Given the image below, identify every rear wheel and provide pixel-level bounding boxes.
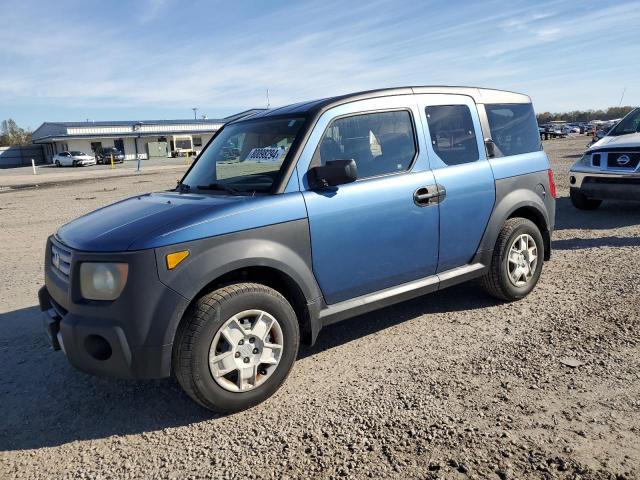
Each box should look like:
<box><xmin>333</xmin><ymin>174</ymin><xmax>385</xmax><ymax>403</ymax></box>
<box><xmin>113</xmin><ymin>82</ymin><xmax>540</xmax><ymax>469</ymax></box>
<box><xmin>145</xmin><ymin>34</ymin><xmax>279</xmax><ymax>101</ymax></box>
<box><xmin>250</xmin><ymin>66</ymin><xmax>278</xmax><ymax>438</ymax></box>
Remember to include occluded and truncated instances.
<box><xmin>481</xmin><ymin>217</ymin><xmax>544</xmax><ymax>301</ymax></box>
<box><xmin>173</xmin><ymin>283</ymin><xmax>299</xmax><ymax>412</ymax></box>
<box><xmin>570</xmin><ymin>187</ymin><xmax>602</xmax><ymax>210</ymax></box>
<box><xmin>55</xmin><ymin>160</ymin><xmax>60</xmax><ymax>167</ymax></box>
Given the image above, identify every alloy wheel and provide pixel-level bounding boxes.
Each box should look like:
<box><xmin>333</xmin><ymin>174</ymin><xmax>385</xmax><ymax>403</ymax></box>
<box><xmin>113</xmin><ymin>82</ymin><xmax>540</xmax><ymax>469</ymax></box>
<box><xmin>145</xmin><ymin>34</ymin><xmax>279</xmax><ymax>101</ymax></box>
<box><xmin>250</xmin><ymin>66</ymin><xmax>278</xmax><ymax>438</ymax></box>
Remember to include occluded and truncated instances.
<box><xmin>507</xmin><ymin>234</ymin><xmax>538</xmax><ymax>287</ymax></box>
<box><xmin>208</xmin><ymin>309</ymin><xmax>284</xmax><ymax>393</ymax></box>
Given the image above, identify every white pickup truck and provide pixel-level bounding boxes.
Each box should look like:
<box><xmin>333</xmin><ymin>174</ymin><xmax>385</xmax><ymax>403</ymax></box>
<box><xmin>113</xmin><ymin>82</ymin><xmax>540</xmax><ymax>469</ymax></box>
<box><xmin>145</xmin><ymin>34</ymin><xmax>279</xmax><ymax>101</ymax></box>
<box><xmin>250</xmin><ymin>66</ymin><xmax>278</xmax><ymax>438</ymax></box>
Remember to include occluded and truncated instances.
<box><xmin>569</xmin><ymin>107</ymin><xmax>640</xmax><ymax>209</ymax></box>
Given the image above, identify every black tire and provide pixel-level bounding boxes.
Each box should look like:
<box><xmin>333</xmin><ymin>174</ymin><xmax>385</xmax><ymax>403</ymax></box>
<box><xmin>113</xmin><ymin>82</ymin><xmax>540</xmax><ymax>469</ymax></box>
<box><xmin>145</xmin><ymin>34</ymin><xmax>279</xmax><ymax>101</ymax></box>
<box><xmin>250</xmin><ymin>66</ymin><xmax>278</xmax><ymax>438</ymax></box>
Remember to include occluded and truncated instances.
<box><xmin>173</xmin><ymin>283</ymin><xmax>300</xmax><ymax>412</ymax></box>
<box><xmin>570</xmin><ymin>187</ymin><xmax>602</xmax><ymax>210</ymax></box>
<box><xmin>55</xmin><ymin>160</ymin><xmax>60</xmax><ymax>167</ymax></box>
<box><xmin>481</xmin><ymin>217</ymin><xmax>544</xmax><ymax>301</ymax></box>
<box><xmin>72</xmin><ymin>160</ymin><xmax>77</xmax><ymax>167</ymax></box>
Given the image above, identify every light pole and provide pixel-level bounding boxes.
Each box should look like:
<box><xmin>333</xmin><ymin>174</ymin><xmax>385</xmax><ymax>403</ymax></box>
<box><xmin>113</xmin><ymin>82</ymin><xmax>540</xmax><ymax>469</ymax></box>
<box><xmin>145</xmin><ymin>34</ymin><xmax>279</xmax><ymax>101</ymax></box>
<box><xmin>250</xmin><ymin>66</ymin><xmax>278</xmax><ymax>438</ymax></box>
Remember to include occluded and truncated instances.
<box><xmin>192</xmin><ymin>108</ymin><xmax>198</xmax><ymax>119</ymax></box>
<box><xmin>133</xmin><ymin>122</ymin><xmax>143</xmax><ymax>171</ymax></box>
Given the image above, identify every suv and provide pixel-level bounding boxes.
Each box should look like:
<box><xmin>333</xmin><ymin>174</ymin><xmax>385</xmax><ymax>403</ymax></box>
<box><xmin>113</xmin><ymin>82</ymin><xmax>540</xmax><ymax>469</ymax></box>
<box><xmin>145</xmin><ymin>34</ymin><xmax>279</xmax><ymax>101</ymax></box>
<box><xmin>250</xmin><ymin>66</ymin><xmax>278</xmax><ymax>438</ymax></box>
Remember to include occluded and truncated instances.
<box><xmin>39</xmin><ymin>87</ymin><xmax>556</xmax><ymax>412</ymax></box>
<box><xmin>569</xmin><ymin>107</ymin><xmax>640</xmax><ymax>209</ymax></box>
<box><xmin>96</xmin><ymin>147</ymin><xmax>125</xmax><ymax>164</ymax></box>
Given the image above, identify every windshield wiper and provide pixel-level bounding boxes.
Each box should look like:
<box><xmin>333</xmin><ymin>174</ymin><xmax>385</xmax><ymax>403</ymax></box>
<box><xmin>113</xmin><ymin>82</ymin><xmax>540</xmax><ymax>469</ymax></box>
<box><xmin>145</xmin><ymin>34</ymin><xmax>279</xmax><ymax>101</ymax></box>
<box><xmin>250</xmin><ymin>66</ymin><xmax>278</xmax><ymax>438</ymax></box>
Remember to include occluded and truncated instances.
<box><xmin>176</xmin><ymin>181</ymin><xmax>191</xmax><ymax>193</ymax></box>
<box><xmin>196</xmin><ymin>182</ymin><xmax>245</xmax><ymax>195</ymax></box>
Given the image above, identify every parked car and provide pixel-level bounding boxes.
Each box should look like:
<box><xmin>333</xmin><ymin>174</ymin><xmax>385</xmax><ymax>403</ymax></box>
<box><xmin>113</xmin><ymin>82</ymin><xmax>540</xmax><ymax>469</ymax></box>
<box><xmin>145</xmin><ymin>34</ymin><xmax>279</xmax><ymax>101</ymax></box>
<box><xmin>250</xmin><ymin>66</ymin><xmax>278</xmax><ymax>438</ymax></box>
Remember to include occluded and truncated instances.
<box><xmin>53</xmin><ymin>151</ymin><xmax>96</xmax><ymax>167</ymax></box>
<box><xmin>96</xmin><ymin>147</ymin><xmax>125</xmax><ymax>164</ymax></box>
<box><xmin>39</xmin><ymin>87</ymin><xmax>556</xmax><ymax>412</ymax></box>
<box><xmin>570</xmin><ymin>107</ymin><xmax>640</xmax><ymax>209</ymax></box>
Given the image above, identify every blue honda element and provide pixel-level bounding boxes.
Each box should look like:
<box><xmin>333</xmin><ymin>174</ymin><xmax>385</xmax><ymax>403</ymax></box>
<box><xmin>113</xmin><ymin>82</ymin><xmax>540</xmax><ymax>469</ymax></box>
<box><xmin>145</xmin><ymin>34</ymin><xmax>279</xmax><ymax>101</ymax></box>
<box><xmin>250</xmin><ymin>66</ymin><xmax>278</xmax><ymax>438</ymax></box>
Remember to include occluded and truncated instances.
<box><xmin>39</xmin><ymin>87</ymin><xmax>556</xmax><ymax>412</ymax></box>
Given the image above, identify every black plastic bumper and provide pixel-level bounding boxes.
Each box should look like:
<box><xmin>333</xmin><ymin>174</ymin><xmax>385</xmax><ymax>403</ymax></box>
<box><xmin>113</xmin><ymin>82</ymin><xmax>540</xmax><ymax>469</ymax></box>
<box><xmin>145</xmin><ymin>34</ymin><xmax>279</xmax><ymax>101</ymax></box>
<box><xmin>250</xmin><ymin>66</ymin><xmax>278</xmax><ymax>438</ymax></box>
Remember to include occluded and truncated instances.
<box><xmin>41</xmin><ymin>237</ymin><xmax>190</xmax><ymax>379</ymax></box>
<box><xmin>580</xmin><ymin>183</ymin><xmax>640</xmax><ymax>201</ymax></box>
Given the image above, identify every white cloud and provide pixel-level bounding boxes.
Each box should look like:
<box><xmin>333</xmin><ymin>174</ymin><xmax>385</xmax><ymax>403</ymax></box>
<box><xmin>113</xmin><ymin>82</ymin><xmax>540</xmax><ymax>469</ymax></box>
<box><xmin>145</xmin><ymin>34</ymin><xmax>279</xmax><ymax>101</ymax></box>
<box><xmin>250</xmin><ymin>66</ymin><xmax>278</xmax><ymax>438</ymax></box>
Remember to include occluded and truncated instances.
<box><xmin>0</xmin><ymin>0</ymin><xmax>639</xmax><ymax>119</ymax></box>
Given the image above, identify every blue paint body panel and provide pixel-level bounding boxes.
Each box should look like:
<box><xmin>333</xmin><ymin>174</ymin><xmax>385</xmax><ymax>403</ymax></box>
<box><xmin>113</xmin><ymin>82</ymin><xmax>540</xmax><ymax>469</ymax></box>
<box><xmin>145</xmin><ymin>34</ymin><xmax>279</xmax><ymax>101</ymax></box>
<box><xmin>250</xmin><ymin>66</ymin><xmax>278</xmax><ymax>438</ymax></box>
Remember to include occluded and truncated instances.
<box><xmin>57</xmin><ymin>192</ymin><xmax>307</xmax><ymax>251</ymax></box>
<box><xmin>302</xmin><ymin>171</ymin><xmax>439</xmax><ymax>304</ymax></box>
<box><xmin>489</xmin><ymin>151</ymin><xmax>549</xmax><ymax>179</ymax></box>
<box><xmin>431</xmin><ymin>161</ymin><xmax>496</xmax><ymax>271</ymax></box>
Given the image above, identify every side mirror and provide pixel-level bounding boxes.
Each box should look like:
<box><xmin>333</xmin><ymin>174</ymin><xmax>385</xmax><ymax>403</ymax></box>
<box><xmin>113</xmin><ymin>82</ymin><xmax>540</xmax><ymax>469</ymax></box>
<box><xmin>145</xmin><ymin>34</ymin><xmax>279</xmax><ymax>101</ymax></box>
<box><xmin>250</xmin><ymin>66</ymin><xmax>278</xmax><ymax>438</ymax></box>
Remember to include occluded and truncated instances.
<box><xmin>309</xmin><ymin>159</ymin><xmax>358</xmax><ymax>188</ymax></box>
<box><xmin>484</xmin><ymin>138</ymin><xmax>496</xmax><ymax>158</ymax></box>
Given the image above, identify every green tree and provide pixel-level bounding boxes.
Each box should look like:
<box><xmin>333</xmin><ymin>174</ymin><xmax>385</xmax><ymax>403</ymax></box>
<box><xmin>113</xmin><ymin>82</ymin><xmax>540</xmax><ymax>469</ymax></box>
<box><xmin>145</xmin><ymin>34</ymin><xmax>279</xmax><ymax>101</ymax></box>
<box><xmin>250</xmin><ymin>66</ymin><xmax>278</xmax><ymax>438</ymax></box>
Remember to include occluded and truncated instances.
<box><xmin>0</xmin><ymin>119</ymin><xmax>32</xmax><ymax>146</ymax></box>
<box><xmin>537</xmin><ymin>106</ymin><xmax>635</xmax><ymax>124</ymax></box>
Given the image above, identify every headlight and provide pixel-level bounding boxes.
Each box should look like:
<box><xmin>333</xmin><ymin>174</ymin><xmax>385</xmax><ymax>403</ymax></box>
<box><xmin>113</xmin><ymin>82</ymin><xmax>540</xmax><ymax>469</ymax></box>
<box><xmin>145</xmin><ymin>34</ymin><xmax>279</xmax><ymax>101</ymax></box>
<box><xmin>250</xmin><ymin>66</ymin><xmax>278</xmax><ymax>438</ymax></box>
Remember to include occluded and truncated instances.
<box><xmin>80</xmin><ymin>263</ymin><xmax>129</xmax><ymax>300</ymax></box>
<box><xmin>578</xmin><ymin>153</ymin><xmax>592</xmax><ymax>166</ymax></box>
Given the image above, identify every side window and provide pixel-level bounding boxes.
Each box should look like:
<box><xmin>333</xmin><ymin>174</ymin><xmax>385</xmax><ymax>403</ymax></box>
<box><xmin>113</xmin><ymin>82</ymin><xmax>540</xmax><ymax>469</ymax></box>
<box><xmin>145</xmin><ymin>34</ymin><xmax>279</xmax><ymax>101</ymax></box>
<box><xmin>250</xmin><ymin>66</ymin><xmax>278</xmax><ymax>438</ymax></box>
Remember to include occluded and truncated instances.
<box><xmin>425</xmin><ymin>105</ymin><xmax>479</xmax><ymax>166</ymax></box>
<box><xmin>485</xmin><ymin>103</ymin><xmax>540</xmax><ymax>157</ymax></box>
<box><xmin>312</xmin><ymin>110</ymin><xmax>416</xmax><ymax>179</ymax></box>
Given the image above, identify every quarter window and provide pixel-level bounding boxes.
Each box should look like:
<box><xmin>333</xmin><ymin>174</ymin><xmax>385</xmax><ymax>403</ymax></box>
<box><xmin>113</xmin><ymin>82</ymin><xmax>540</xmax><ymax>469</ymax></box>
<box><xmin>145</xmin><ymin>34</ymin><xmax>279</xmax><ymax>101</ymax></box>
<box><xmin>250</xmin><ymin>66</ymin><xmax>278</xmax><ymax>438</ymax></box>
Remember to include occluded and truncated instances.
<box><xmin>485</xmin><ymin>103</ymin><xmax>540</xmax><ymax>157</ymax></box>
<box><xmin>312</xmin><ymin>110</ymin><xmax>416</xmax><ymax>179</ymax></box>
<box><xmin>425</xmin><ymin>105</ymin><xmax>479</xmax><ymax>166</ymax></box>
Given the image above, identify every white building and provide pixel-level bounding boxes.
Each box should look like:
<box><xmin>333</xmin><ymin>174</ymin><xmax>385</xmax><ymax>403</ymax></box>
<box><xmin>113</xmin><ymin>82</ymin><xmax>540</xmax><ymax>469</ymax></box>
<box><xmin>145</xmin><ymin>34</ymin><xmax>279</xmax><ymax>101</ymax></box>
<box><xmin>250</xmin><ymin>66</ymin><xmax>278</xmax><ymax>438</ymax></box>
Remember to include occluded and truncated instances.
<box><xmin>31</xmin><ymin>110</ymin><xmax>263</xmax><ymax>163</ymax></box>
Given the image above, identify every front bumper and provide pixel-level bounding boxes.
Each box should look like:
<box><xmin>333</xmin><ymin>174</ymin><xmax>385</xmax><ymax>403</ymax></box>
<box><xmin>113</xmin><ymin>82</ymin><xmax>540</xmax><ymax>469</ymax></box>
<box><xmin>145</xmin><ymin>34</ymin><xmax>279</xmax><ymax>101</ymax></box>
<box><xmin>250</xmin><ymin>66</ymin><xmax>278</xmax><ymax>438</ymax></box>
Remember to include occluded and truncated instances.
<box><xmin>569</xmin><ymin>171</ymin><xmax>640</xmax><ymax>201</ymax></box>
<box><xmin>39</xmin><ymin>236</ymin><xmax>190</xmax><ymax>379</ymax></box>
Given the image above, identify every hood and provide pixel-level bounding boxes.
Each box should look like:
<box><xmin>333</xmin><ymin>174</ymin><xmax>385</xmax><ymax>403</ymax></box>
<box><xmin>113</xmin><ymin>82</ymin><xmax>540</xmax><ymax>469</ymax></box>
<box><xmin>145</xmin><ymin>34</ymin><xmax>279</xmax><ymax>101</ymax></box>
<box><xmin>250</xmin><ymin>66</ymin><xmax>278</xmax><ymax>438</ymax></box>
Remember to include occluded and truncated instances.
<box><xmin>57</xmin><ymin>191</ymin><xmax>307</xmax><ymax>252</ymax></box>
<box><xmin>589</xmin><ymin>132</ymin><xmax>640</xmax><ymax>151</ymax></box>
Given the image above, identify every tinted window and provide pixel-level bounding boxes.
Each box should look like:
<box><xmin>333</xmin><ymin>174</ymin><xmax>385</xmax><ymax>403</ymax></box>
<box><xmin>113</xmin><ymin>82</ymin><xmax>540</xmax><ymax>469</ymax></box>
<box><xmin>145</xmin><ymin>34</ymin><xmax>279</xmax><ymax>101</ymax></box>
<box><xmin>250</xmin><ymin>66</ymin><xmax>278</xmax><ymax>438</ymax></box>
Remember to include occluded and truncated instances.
<box><xmin>312</xmin><ymin>110</ymin><xmax>415</xmax><ymax>179</ymax></box>
<box><xmin>485</xmin><ymin>103</ymin><xmax>540</xmax><ymax>157</ymax></box>
<box><xmin>425</xmin><ymin>105</ymin><xmax>479</xmax><ymax>166</ymax></box>
<box><xmin>609</xmin><ymin>108</ymin><xmax>640</xmax><ymax>136</ymax></box>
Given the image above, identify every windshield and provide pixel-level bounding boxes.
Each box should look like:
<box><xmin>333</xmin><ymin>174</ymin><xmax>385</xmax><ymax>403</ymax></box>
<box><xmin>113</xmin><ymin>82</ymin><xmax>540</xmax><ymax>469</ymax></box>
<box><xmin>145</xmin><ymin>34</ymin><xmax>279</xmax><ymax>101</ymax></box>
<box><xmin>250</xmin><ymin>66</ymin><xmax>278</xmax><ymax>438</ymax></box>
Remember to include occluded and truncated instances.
<box><xmin>181</xmin><ymin>116</ymin><xmax>306</xmax><ymax>194</ymax></box>
<box><xmin>70</xmin><ymin>151</ymin><xmax>86</xmax><ymax>156</ymax></box>
<box><xmin>609</xmin><ymin>108</ymin><xmax>640</xmax><ymax>136</ymax></box>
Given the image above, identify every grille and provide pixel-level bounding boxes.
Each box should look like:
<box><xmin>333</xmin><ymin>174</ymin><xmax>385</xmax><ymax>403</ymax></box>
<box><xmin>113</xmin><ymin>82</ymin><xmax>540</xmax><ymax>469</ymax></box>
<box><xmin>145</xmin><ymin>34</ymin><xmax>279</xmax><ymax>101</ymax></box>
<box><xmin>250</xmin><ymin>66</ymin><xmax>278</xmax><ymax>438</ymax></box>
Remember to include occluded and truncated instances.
<box><xmin>606</xmin><ymin>152</ymin><xmax>640</xmax><ymax>169</ymax></box>
<box><xmin>51</xmin><ymin>242</ymin><xmax>72</xmax><ymax>280</ymax></box>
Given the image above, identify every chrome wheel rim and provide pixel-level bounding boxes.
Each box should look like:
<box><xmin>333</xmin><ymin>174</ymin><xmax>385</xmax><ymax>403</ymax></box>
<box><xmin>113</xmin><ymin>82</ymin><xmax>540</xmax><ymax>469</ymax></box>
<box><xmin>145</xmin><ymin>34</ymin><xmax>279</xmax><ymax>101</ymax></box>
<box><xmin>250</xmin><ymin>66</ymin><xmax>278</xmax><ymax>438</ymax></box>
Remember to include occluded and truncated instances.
<box><xmin>507</xmin><ymin>234</ymin><xmax>538</xmax><ymax>287</ymax></box>
<box><xmin>209</xmin><ymin>309</ymin><xmax>283</xmax><ymax>393</ymax></box>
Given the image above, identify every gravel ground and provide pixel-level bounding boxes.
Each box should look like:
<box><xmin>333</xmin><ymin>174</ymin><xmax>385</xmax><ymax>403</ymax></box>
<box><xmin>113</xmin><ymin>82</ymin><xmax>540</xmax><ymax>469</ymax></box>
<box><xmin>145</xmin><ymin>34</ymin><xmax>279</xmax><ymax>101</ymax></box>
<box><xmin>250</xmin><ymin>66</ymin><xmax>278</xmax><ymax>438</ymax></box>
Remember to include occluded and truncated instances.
<box><xmin>1</xmin><ymin>135</ymin><xmax>639</xmax><ymax>479</ymax></box>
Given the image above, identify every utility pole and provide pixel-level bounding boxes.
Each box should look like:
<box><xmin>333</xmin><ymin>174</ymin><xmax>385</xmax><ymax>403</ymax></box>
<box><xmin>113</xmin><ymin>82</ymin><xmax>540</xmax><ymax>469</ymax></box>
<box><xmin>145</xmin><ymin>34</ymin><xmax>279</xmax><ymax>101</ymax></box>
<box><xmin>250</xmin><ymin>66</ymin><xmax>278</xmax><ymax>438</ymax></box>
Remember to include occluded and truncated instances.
<box><xmin>192</xmin><ymin>107</ymin><xmax>198</xmax><ymax>119</ymax></box>
<box><xmin>618</xmin><ymin>87</ymin><xmax>627</xmax><ymax>107</ymax></box>
<box><xmin>266</xmin><ymin>89</ymin><xmax>270</xmax><ymax>109</ymax></box>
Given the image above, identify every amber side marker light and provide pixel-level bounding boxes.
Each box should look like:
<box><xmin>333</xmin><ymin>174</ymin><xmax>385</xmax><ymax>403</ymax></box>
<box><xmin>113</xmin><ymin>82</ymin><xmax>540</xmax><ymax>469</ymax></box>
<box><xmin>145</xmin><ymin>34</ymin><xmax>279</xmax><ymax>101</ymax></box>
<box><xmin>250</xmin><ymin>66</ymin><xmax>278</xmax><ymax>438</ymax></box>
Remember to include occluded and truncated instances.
<box><xmin>166</xmin><ymin>250</ymin><xmax>189</xmax><ymax>270</ymax></box>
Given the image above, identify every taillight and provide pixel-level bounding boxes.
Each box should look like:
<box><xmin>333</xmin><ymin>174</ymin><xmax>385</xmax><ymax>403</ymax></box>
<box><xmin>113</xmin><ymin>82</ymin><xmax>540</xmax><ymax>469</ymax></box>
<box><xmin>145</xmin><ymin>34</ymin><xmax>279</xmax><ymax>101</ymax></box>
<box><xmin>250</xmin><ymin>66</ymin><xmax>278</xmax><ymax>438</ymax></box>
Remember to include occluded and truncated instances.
<box><xmin>547</xmin><ymin>169</ymin><xmax>557</xmax><ymax>199</ymax></box>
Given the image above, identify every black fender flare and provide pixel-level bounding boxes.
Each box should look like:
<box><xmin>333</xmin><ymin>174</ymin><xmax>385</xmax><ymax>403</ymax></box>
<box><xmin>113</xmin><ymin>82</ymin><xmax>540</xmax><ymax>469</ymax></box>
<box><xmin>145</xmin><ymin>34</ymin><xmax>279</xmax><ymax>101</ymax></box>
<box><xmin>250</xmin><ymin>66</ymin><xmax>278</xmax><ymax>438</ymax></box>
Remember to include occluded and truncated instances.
<box><xmin>475</xmin><ymin>178</ymin><xmax>552</xmax><ymax>262</ymax></box>
<box><xmin>153</xmin><ymin>220</ymin><xmax>323</xmax><ymax>345</ymax></box>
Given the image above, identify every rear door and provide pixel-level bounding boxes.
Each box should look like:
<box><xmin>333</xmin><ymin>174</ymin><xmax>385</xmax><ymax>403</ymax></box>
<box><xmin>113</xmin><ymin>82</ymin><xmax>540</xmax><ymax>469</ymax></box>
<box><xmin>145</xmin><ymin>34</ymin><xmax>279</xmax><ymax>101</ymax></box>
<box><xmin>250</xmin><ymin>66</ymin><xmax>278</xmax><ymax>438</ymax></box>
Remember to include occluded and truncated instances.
<box><xmin>297</xmin><ymin>95</ymin><xmax>440</xmax><ymax>305</ymax></box>
<box><xmin>415</xmin><ymin>94</ymin><xmax>496</xmax><ymax>272</ymax></box>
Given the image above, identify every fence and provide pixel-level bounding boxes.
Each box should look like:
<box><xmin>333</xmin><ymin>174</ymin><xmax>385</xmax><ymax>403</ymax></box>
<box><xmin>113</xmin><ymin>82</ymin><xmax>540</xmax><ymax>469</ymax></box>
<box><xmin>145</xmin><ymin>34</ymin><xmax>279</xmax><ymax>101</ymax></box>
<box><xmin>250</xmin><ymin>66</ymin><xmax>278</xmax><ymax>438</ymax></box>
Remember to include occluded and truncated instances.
<box><xmin>0</xmin><ymin>145</ymin><xmax>45</xmax><ymax>168</ymax></box>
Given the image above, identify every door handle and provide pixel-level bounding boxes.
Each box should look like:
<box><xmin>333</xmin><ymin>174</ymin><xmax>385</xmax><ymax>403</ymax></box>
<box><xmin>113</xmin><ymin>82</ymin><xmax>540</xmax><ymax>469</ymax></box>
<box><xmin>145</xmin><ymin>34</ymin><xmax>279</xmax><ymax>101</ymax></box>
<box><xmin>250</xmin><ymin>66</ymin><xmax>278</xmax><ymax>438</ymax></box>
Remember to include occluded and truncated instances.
<box><xmin>413</xmin><ymin>185</ymin><xmax>446</xmax><ymax>206</ymax></box>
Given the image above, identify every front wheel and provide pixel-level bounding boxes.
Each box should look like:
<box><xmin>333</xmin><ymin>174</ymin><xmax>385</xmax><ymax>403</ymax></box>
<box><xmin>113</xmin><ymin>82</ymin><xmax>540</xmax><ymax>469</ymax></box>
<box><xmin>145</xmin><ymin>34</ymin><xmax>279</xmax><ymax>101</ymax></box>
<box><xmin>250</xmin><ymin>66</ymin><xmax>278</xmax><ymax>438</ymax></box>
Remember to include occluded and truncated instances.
<box><xmin>570</xmin><ymin>187</ymin><xmax>602</xmax><ymax>210</ymax></box>
<box><xmin>173</xmin><ymin>283</ymin><xmax>300</xmax><ymax>412</ymax></box>
<box><xmin>481</xmin><ymin>217</ymin><xmax>544</xmax><ymax>301</ymax></box>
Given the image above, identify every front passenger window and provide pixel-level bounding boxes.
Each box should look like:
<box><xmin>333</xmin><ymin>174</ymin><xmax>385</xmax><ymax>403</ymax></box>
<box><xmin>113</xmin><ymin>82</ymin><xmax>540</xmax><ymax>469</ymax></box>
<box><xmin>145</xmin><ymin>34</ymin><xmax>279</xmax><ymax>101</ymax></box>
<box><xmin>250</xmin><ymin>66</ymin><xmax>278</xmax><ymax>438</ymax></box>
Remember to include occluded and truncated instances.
<box><xmin>425</xmin><ymin>105</ymin><xmax>479</xmax><ymax>166</ymax></box>
<box><xmin>312</xmin><ymin>110</ymin><xmax>416</xmax><ymax>179</ymax></box>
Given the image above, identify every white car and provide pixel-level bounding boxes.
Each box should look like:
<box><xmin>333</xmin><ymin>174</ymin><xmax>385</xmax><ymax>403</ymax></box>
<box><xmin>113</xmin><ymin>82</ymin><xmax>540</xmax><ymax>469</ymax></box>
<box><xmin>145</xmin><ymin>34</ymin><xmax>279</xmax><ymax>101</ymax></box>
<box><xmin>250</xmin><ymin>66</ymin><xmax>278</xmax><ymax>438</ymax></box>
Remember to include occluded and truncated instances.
<box><xmin>53</xmin><ymin>151</ymin><xmax>96</xmax><ymax>167</ymax></box>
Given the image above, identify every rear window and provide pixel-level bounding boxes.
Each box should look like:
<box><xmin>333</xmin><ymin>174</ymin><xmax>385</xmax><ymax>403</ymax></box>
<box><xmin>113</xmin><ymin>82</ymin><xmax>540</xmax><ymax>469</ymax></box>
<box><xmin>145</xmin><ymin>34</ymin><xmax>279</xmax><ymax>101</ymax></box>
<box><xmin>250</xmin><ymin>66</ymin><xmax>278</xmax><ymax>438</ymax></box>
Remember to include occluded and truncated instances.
<box><xmin>485</xmin><ymin>103</ymin><xmax>540</xmax><ymax>157</ymax></box>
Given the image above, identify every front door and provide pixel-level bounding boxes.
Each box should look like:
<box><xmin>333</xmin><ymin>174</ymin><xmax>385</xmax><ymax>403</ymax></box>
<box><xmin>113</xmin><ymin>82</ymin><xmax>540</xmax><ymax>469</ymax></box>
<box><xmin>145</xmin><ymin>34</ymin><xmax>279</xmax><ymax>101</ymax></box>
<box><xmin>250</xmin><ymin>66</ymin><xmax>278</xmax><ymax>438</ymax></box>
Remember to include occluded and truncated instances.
<box><xmin>415</xmin><ymin>94</ymin><xmax>496</xmax><ymax>272</ymax></box>
<box><xmin>298</xmin><ymin>96</ymin><xmax>440</xmax><ymax>305</ymax></box>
